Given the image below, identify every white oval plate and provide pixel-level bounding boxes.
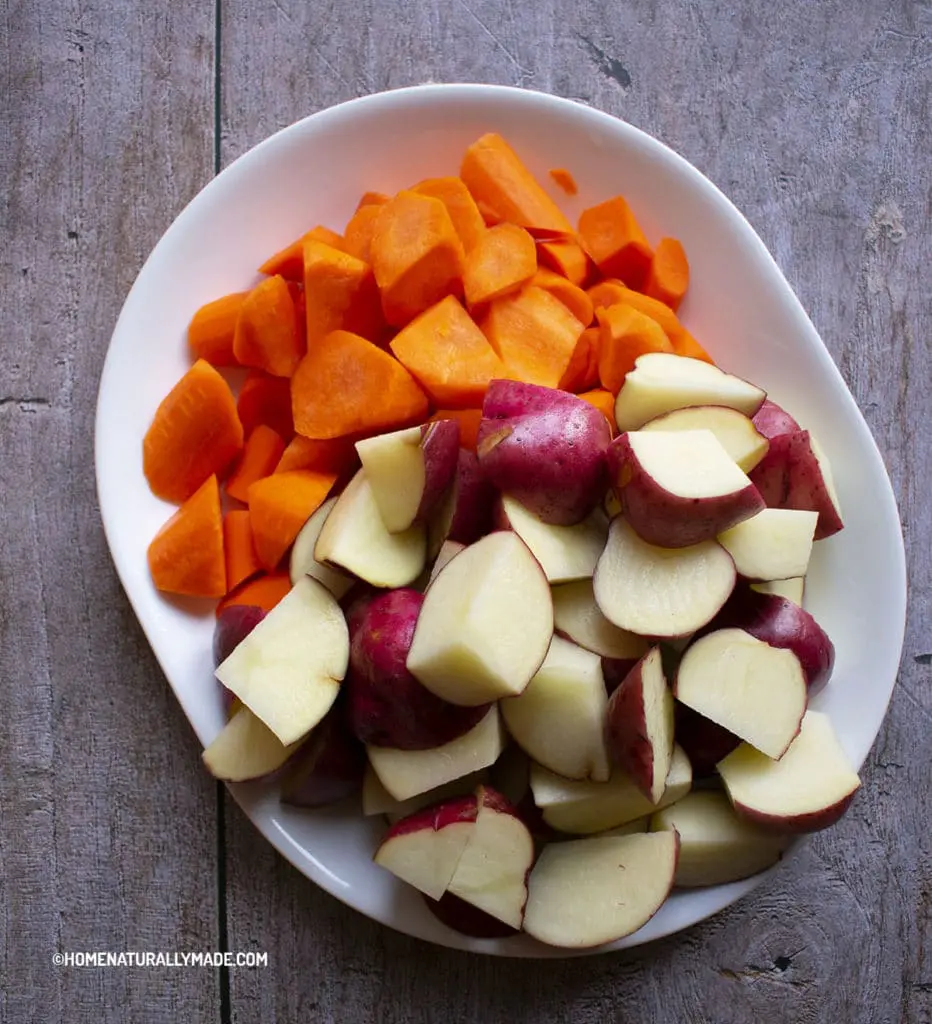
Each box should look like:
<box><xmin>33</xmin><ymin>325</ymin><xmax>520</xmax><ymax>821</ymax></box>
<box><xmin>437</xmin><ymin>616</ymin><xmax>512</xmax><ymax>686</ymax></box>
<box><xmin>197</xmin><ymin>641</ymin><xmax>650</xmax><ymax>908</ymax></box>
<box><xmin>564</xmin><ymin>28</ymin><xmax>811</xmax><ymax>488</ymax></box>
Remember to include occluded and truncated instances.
<box><xmin>95</xmin><ymin>84</ymin><xmax>906</xmax><ymax>957</ymax></box>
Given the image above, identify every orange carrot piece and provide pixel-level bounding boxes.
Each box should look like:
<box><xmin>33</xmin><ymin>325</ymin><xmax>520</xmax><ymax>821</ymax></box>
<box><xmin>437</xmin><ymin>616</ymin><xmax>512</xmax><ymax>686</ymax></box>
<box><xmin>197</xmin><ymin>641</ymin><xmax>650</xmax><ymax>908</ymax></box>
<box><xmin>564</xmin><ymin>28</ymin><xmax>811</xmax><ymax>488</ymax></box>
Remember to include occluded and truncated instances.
<box><xmin>147</xmin><ymin>475</ymin><xmax>226</xmax><ymax>598</ymax></box>
<box><xmin>217</xmin><ymin>571</ymin><xmax>291</xmax><ymax>616</ymax></box>
<box><xmin>537</xmin><ymin>239</ymin><xmax>592</xmax><ymax>287</ymax></box>
<box><xmin>357</xmin><ymin>191</ymin><xmax>389</xmax><ymax>209</ymax></box>
<box><xmin>237</xmin><ymin>371</ymin><xmax>294</xmax><ymax>441</ymax></box>
<box><xmin>225</xmin><ymin>424</ymin><xmax>286</xmax><ymax>504</ymax></box>
<box><xmin>188</xmin><ymin>292</ymin><xmax>248</xmax><ymax>367</ymax></box>
<box><xmin>475</xmin><ymin>198</ymin><xmax>505</xmax><ymax>227</ymax></box>
<box><xmin>223</xmin><ymin>509</ymin><xmax>263</xmax><ymax>591</ymax></box>
<box><xmin>460</xmin><ymin>133</ymin><xmax>573</xmax><ymax>238</ymax></box>
<box><xmin>549</xmin><ymin>168</ymin><xmax>578</xmax><ymax>196</ymax></box>
<box><xmin>259</xmin><ymin>225</ymin><xmax>346</xmax><ymax>281</ymax></box>
<box><xmin>275</xmin><ymin>434</ymin><xmax>359</xmax><ymax>476</ymax></box>
<box><xmin>462</xmin><ymin>224</ymin><xmax>538</xmax><ymax>308</ymax></box>
<box><xmin>248</xmin><ymin>469</ymin><xmax>338</xmax><ymax>571</ymax></box>
<box><xmin>303</xmin><ymin>239</ymin><xmax>384</xmax><ymax>345</ymax></box>
<box><xmin>481</xmin><ymin>285</ymin><xmax>584</xmax><ymax>389</ymax></box>
<box><xmin>411</xmin><ymin>177</ymin><xmax>487</xmax><ymax>253</ymax></box>
<box><xmin>531</xmin><ymin>268</ymin><xmax>594</xmax><ymax>327</ymax></box>
<box><xmin>429</xmin><ymin>408</ymin><xmax>483</xmax><ymax>451</ymax></box>
<box><xmin>578</xmin><ymin>390</ymin><xmax>617</xmax><ymax>436</ymax></box>
<box><xmin>233</xmin><ymin>275</ymin><xmax>305</xmax><ymax>378</ymax></box>
<box><xmin>670</xmin><ymin>330</ymin><xmax>715</xmax><ymax>364</ymax></box>
<box><xmin>559</xmin><ymin>326</ymin><xmax>601</xmax><ymax>393</ymax></box>
<box><xmin>578</xmin><ymin>196</ymin><xmax>653</xmax><ymax>289</ymax></box>
<box><xmin>596</xmin><ymin>303</ymin><xmax>674</xmax><ymax>394</ymax></box>
<box><xmin>587</xmin><ymin>278</ymin><xmax>629</xmax><ymax>312</ymax></box>
<box><xmin>390</xmin><ymin>295</ymin><xmax>506</xmax><ymax>408</ymax></box>
<box><xmin>342</xmin><ymin>203</ymin><xmax>382</xmax><ymax>264</ymax></box>
<box><xmin>644</xmin><ymin>237</ymin><xmax>690</xmax><ymax>311</ymax></box>
<box><xmin>370</xmin><ymin>190</ymin><xmax>466</xmax><ymax>327</ymax></box>
<box><xmin>143</xmin><ymin>360</ymin><xmax>243</xmax><ymax>504</ymax></box>
<box><xmin>291</xmin><ymin>329</ymin><xmax>429</xmax><ymax>440</ymax></box>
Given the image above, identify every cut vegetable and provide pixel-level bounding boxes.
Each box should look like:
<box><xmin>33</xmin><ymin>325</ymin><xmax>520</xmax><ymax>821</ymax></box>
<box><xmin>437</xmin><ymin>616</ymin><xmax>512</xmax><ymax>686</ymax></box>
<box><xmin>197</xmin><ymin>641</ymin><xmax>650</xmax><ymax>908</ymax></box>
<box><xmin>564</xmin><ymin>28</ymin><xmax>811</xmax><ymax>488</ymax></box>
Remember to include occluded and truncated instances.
<box><xmin>258</xmin><ymin>224</ymin><xmax>346</xmax><ymax>280</ymax></box>
<box><xmin>597</xmin><ymin>303</ymin><xmax>674</xmax><ymax>393</ymax></box>
<box><xmin>237</xmin><ymin>371</ymin><xmax>294</xmax><ymax>440</ymax></box>
<box><xmin>578</xmin><ymin>195</ymin><xmax>652</xmax><ymax>288</ymax></box>
<box><xmin>302</xmin><ymin>239</ymin><xmax>383</xmax><ymax>345</ymax></box>
<box><xmin>188</xmin><ymin>292</ymin><xmax>247</xmax><ymax>366</ymax></box>
<box><xmin>225</xmin><ymin>425</ymin><xmax>286</xmax><ymax>504</ymax></box>
<box><xmin>233</xmin><ymin>274</ymin><xmax>305</xmax><ymax>378</ymax></box>
<box><xmin>531</xmin><ymin>268</ymin><xmax>594</xmax><ymax>326</ymax></box>
<box><xmin>411</xmin><ymin>176</ymin><xmax>486</xmax><ymax>253</ymax></box>
<box><xmin>222</xmin><ymin>509</ymin><xmax>262</xmax><ymax>592</ymax></box>
<box><xmin>537</xmin><ymin>238</ymin><xmax>591</xmax><ymax>287</ymax></box>
<box><xmin>247</xmin><ymin>469</ymin><xmax>338</xmax><ymax>571</ymax></box>
<box><xmin>558</xmin><ymin>326</ymin><xmax>601</xmax><ymax>393</ymax></box>
<box><xmin>275</xmin><ymin>434</ymin><xmax>359</xmax><ymax>477</ymax></box>
<box><xmin>463</xmin><ymin>222</ymin><xmax>537</xmax><ymax>307</ymax></box>
<box><xmin>216</xmin><ymin>571</ymin><xmax>291</xmax><ymax>615</ymax></box>
<box><xmin>148</xmin><ymin>475</ymin><xmax>226</xmax><ymax>598</ymax></box>
<box><xmin>643</xmin><ymin>237</ymin><xmax>689</xmax><ymax>311</ymax></box>
<box><xmin>288</xmin><ymin>495</ymin><xmax>354</xmax><ymax>597</ymax></box>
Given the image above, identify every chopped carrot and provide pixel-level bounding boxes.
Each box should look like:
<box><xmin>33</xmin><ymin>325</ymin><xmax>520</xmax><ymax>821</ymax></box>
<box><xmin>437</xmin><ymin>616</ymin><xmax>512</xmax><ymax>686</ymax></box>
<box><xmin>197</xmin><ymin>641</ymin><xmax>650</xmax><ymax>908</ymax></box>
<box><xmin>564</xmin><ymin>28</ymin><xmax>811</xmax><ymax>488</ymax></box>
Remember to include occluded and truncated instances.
<box><xmin>644</xmin><ymin>237</ymin><xmax>689</xmax><ymax>311</ymax></box>
<box><xmin>357</xmin><ymin>191</ymin><xmax>389</xmax><ymax>209</ymax></box>
<box><xmin>342</xmin><ymin>203</ymin><xmax>382</xmax><ymax>264</ymax></box>
<box><xmin>303</xmin><ymin>239</ymin><xmax>384</xmax><ymax>345</ymax></box>
<box><xmin>217</xmin><ymin>571</ymin><xmax>291</xmax><ymax>616</ymax></box>
<box><xmin>578</xmin><ymin>390</ymin><xmax>617</xmax><ymax>435</ymax></box>
<box><xmin>390</xmin><ymin>295</ymin><xmax>505</xmax><ymax>408</ymax></box>
<box><xmin>143</xmin><ymin>360</ymin><xmax>243</xmax><ymax>503</ymax></box>
<box><xmin>587</xmin><ymin>278</ymin><xmax>629</xmax><ymax>312</ymax></box>
<box><xmin>429</xmin><ymin>408</ymin><xmax>483</xmax><ymax>451</ymax></box>
<box><xmin>460</xmin><ymin>133</ymin><xmax>573</xmax><ymax>238</ymax></box>
<box><xmin>225</xmin><ymin>425</ymin><xmax>286</xmax><ymax>504</ymax></box>
<box><xmin>188</xmin><ymin>292</ymin><xmax>247</xmax><ymax>367</ymax></box>
<box><xmin>259</xmin><ymin>225</ymin><xmax>346</xmax><ymax>281</ymax></box>
<box><xmin>670</xmin><ymin>330</ymin><xmax>715</xmax><ymax>364</ymax></box>
<box><xmin>578</xmin><ymin>196</ymin><xmax>653</xmax><ymax>289</ymax></box>
<box><xmin>480</xmin><ymin>285</ymin><xmax>584</xmax><ymax>389</ymax></box>
<box><xmin>549</xmin><ymin>168</ymin><xmax>578</xmax><ymax>196</ymax></box>
<box><xmin>291</xmin><ymin>329</ymin><xmax>429</xmax><ymax>439</ymax></box>
<box><xmin>147</xmin><ymin>475</ymin><xmax>226</xmax><ymax>598</ymax></box>
<box><xmin>596</xmin><ymin>303</ymin><xmax>674</xmax><ymax>394</ymax></box>
<box><xmin>237</xmin><ymin>371</ymin><xmax>294</xmax><ymax>440</ymax></box>
<box><xmin>411</xmin><ymin>177</ymin><xmax>487</xmax><ymax>253</ymax></box>
<box><xmin>531</xmin><ymin>268</ymin><xmax>594</xmax><ymax>327</ymax></box>
<box><xmin>475</xmin><ymin>198</ymin><xmax>504</xmax><ymax>227</ymax></box>
<box><xmin>233</xmin><ymin>275</ymin><xmax>305</xmax><ymax>378</ymax></box>
<box><xmin>370</xmin><ymin>190</ymin><xmax>466</xmax><ymax>327</ymax></box>
<box><xmin>463</xmin><ymin>224</ymin><xmax>537</xmax><ymax>308</ymax></box>
<box><xmin>223</xmin><ymin>509</ymin><xmax>263</xmax><ymax>591</ymax></box>
<box><xmin>558</xmin><ymin>326</ymin><xmax>601</xmax><ymax>393</ymax></box>
<box><xmin>248</xmin><ymin>469</ymin><xmax>338</xmax><ymax>570</ymax></box>
<box><xmin>275</xmin><ymin>435</ymin><xmax>359</xmax><ymax>476</ymax></box>
<box><xmin>537</xmin><ymin>239</ymin><xmax>591</xmax><ymax>287</ymax></box>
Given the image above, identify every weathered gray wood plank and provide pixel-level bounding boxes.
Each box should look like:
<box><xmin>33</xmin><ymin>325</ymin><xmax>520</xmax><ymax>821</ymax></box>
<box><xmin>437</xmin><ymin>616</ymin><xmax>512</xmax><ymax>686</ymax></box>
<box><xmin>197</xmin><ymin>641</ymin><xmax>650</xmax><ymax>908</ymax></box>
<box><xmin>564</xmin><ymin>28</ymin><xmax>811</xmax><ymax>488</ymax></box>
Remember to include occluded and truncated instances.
<box><xmin>219</xmin><ymin>1</ymin><xmax>931</xmax><ymax>1022</ymax></box>
<box><xmin>0</xmin><ymin>2</ymin><xmax>220</xmax><ymax>1021</ymax></box>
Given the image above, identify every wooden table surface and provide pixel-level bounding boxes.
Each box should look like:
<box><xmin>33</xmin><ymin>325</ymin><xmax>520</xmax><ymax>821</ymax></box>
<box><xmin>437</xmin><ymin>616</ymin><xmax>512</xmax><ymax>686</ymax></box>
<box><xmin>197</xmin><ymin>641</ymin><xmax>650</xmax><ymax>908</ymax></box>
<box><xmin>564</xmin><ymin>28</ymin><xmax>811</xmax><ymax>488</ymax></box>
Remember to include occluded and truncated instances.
<box><xmin>3</xmin><ymin>1</ymin><xmax>930</xmax><ymax>1021</ymax></box>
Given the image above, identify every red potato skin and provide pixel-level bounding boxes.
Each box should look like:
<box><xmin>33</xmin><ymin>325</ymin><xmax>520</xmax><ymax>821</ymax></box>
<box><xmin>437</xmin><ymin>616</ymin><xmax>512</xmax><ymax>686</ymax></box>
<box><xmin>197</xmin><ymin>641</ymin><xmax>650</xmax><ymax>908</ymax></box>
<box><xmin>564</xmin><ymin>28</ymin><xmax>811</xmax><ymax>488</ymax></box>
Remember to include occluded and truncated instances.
<box><xmin>279</xmin><ymin>709</ymin><xmax>366</xmax><ymax>807</ymax></box>
<box><xmin>607</xmin><ymin>432</ymin><xmax>765</xmax><ymax>548</ymax></box>
<box><xmin>752</xmin><ymin>398</ymin><xmax>801</xmax><ymax>439</ymax></box>
<box><xmin>748</xmin><ymin>429</ymin><xmax>844</xmax><ymax>540</ymax></box>
<box><xmin>673</xmin><ymin>701</ymin><xmax>740</xmax><ymax>777</ymax></box>
<box><xmin>605</xmin><ymin>648</ymin><xmax>670</xmax><ymax>802</ymax></box>
<box><xmin>347</xmin><ymin>588</ymin><xmax>489</xmax><ymax>749</ymax></box>
<box><xmin>423</xmin><ymin>891</ymin><xmax>520</xmax><ymax>939</ymax></box>
<box><xmin>213</xmin><ymin>604</ymin><xmax>266</xmax><ymax>666</ymax></box>
<box><xmin>601</xmin><ymin>656</ymin><xmax>643</xmax><ymax>695</ymax></box>
<box><xmin>383</xmin><ymin>793</ymin><xmax>478</xmax><ymax>840</ymax></box>
<box><xmin>705</xmin><ymin>585</ymin><xmax>835</xmax><ymax>694</ymax></box>
<box><xmin>733</xmin><ymin>790</ymin><xmax>858</xmax><ymax>835</ymax></box>
<box><xmin>416</xmin><ymin>419</ymin><xmax>461</xmax><ymax>524</ymax></box>
<box><xmin>447</xmin><ymin>448</ymin><xmax>498</xmax><ymax>544</ymax></box>
<box><xmin>477</xmin><ymin>380</ymin><xmax>611</xmax><ymax>526</ymax></box>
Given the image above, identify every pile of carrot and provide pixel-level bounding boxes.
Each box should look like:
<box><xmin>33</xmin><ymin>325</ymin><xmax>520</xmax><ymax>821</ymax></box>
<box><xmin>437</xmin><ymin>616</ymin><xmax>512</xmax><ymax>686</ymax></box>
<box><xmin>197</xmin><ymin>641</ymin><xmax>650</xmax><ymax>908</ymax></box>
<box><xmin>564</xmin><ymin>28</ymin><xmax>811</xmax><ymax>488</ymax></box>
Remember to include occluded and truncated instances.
<box><xmin>144</xmin><ymin>131</ymin><xmax>713</xmax><ymax>603</ymax></box>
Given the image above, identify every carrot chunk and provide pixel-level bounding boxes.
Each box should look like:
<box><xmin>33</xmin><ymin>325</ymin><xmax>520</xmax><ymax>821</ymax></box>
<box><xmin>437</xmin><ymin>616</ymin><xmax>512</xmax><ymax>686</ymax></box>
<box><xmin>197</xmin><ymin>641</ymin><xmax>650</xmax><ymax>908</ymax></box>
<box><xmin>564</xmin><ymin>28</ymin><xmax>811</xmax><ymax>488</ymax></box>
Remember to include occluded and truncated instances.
<box><xmin>531</xmin><ymin>268</ymin><xmax>594</xmax><ymax>327</ymax></box>
<box><xmin>147</xmin><ymin>475</ymin><xmax>226</xmax><ymax>597</ymax></box>
<box><xmin>411</xmin><ymin>177</ymin><xmax>487</xmax><ymax>253</ymax></box>
<box><xmin>217</xmin><ymin>571</ymin><xmax>291</xmax><ymax>615</ymax></box>
<box><xmin>259</xmin><ymin>225</ymin><xmax>347</xmax><ymax>281</ymax></box>
<box><xmin>303</xmin><ymin>239</ymin><xmax>384</xmax><ymax>346</ymax></box>
<box><xmin>596</xmin><ymin>303</ymin><xmax>674</xmax><ymax>394</ymax></box>
<box><xmin>559</xmin><ymin>326</ymin><xmax>601</xmax><ymax>393</ymax></box>
<box><xmin>248</xmin><ymin>469</ymin><xmax>338</xmax><ymax>570</ymax></box>
<box><xmin>578</xmin><ymin>196</ymin><xmax>653</xmax><ymax>288</ymax></box>
<box><xmin>225</xmin><ymin>424</ymin><xmax>286</xmax><ymax>504</ymax></box>
<box><xmin>463</xmin><ymin>223</ymin><xmax>537</xmax><ymax>307</ymax></box>
<box><xmin>275</xmin><ymin>435</ymin><xmax>359</xmax><ymax>476</ymax></box>
<box><xmin>644</xmin><ymin>236</ymin><xmax>690</xmax><ymax>311</ymax></box>
<box><xmin>370</xmin><ymin>191</ymin><xmax>466</xmax><ymax>327</ymax></box>
<box><xmin>233</xmin><ymin>275</ymin><xmax>305</xmax><ymax>378</ymax></box>
<box><xmin>537</xmin><ymin>239</ymin><xmax>591</xmax><ymax>287</ymax></box>
<box><xmin>237</xmin><ymin>371</ymin><xmax>294</xmax><ymax>440</ymax></box>
<box><xmin>223</xmin><ymin>509</ymin><xmax>263</xmax><ymax>591</ymax></box>
<box><xmin>188</xmin><ymin>292</ymin><xmax>247</xmax><ymax>367</ymax></box>
<box><xmin>578</xmin><ymin>390</ymin><xmax>617</xmax><ymax>435</ymax></box>
<box><xmin>342</xmin><ymin>203</ymin><xmax>382</xmax><ymax>264</ymax></box>
<box><xmin>390</xmin><ymin>295</ymin><xmax>505</xmax><ymax>408</ymax></box>
<box><xmin>356</xmin><ymin>191</ymin><xmax>389</xmax><ymax>209</ymax></box>
<box><xmin>549</xmin><ymin>168</ymin><xmax>578</xmax><ymax>196</ymax></box>
<box><xmin>460</xmin><ymin>133</ymin><xmax>573</xmax><ymax>237</ymax></box>
<box><xmin>143</xmin><ymin>360</ymin><xmax>243</xmax><ymax>503</ymax></box>
<box><xmin>291</xmin><ymin>329</ymin><xmax>429</xmax><ymax>439</ymax></box>
<box><xmin>480</xmin><ymin>285</ymin><xmax>584</xmax><ymax>389</ymax></box>
<box><xmin>428</xmin><ymin>408</ymin><xmax>483</xmax><ymax>451</ymax></box>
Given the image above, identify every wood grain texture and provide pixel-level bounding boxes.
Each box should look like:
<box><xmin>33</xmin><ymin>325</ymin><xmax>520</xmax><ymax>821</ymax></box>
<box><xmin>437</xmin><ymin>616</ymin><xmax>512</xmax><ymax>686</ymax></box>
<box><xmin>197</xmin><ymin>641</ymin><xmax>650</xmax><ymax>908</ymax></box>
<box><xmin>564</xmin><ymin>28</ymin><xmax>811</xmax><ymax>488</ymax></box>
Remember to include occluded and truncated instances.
<box><xmin>218</xmin><ymin>1</ymin><xmax>931</xmax><ymax>1022</ymax></box>
<box><xmin>0</xmin><ymin>2</ymin><xmax>220</xmax><ymax>1021</ymax></box>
